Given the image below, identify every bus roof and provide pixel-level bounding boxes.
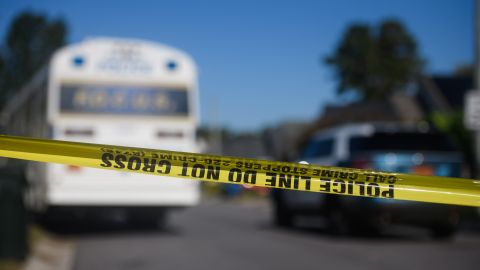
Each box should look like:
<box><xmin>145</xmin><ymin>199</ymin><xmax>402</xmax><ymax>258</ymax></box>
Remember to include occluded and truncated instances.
<box><xmin>50</xmin><ymin>37</ymin><xmax>197</xmax><ymax>86</ymax></box>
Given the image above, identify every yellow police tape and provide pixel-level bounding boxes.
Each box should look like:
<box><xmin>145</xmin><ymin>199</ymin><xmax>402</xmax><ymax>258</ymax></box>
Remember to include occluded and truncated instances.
<box><xmin>0</xmin><ymin>134</ymin><xmax>479</xmax><ymax>207</ymax></box>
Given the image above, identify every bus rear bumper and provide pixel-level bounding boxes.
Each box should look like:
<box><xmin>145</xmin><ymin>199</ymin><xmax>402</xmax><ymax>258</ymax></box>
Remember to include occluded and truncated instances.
<box><xmin>48</xmin><ymin>188</ymin><xmax>200</xmax><ymax>207</ymax></box>
<box><xmin>46</xmin><ymin>173</ymin><xmax>201</xmax><ymax>207</ymax></box>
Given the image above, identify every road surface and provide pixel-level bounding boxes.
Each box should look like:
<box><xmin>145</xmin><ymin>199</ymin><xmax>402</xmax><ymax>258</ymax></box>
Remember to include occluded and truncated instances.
<box><xmin>65</xmin><ymin>199</ymin><xmax>480</xmax><ymax>270</ymax></box>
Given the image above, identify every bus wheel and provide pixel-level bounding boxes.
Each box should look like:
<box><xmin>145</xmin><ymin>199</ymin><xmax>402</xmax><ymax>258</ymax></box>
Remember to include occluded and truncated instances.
<box><xmin>129</xmin><ymin>208</ymin><xmax>167</xmax><ymax>230</ymax></box>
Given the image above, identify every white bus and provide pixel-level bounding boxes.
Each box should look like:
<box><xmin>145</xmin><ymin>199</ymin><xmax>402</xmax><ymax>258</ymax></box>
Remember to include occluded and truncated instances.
<box><xmin>1</xmin><ymin>37</ymin><xmax>201</xmax><ymax>224</ymax></box>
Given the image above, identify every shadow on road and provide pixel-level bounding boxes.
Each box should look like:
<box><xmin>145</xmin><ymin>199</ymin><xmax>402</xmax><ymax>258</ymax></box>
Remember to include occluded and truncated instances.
<box><xmin>37</xmin><ymin>218</ymin><xmax>182</xmax><ymax>238</ymax></box>
<box><xmin>259</xmin><ymin>217</ymin><xmax>455</xmax><ymax>243</ymax></box>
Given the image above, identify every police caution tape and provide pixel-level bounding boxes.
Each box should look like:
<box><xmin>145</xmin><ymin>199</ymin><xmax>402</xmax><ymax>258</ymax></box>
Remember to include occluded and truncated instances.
<box><xmin>0</xmin><ymin>134</ymin><xmax>479</xmax><ymax>207</ymax></box>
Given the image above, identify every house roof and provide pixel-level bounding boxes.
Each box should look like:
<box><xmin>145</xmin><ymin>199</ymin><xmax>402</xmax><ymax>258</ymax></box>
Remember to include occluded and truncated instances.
<box><xmin>417</xmin><ymin>75</ymin><xmax>472</xmax><ymax>112</ymax></box>
<box><xmin>431</xmin><ymin>76</ymin><xmax>472</xmax><ymax>110</ymax></box>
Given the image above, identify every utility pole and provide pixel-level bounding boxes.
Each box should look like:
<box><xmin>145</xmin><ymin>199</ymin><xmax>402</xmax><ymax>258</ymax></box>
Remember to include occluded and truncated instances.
<box><xmin>475</xmin><ymin>0</ymin><xmax>480</xmax><ymax>178</ymax></box>
<box><xmin>465</xmin><ymin>0</ymin><xmax>480</xmax><ymax>178</ymax></box>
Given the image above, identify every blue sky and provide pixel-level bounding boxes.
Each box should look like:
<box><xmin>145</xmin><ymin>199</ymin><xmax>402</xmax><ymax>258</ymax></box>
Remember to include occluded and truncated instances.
<box><xmin>0</xmin><ymin>0</ymin><xmax>474</xmax><ymax>131</ymax></box>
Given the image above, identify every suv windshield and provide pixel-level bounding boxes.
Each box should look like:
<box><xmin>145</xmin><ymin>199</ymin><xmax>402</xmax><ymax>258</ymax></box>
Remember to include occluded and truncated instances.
<box><xmin>349</xmin><ymin>132</ymin><xmax>456</xmax><ymax>153</ymax></box>
<box><xmin>302</xmin><ymin>138</ymin><xmax>334</xmax><ymax>158</ymax></box>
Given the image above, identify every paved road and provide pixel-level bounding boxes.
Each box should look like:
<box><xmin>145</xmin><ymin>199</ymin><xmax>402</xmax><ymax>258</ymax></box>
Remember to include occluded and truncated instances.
<box><xmin>70</xmin><ymin>199</ymin><xmax>480</xmax><ymax>270</ymax></box>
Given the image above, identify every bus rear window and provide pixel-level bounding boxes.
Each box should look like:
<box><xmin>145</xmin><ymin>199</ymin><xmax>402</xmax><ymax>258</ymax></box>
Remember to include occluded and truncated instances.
<box><xmin>59</xmin><ymin>84</ymin><xmax>189</xmax><ymax>116</ymax></box>
<box><xmin>349</xmin><ymin>132</ymin><xmax>456</xmax><ymax>153</ymax></box>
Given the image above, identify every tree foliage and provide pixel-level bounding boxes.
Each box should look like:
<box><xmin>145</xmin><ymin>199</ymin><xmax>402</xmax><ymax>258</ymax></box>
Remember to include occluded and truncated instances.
<box><xmin>325</xmin><ymin>19</ymin><xmax>423</xmax><ymax>100</ymax></box>
<box><xmin>430</xmin><ymin>111</ymin><xmax>475</xmax><ymax>176</ymax></box>
<box><xmin>0</xmin><ymin>11</ymin><xmax>67</xmax><ymax>107</ymax></box>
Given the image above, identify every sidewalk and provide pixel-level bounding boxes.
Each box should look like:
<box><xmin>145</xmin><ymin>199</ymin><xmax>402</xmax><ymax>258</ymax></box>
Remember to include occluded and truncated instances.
<box><xmin>24</xmin><ymin>236</ymin><xmax>75</xmax><ymax>270</ymax></box>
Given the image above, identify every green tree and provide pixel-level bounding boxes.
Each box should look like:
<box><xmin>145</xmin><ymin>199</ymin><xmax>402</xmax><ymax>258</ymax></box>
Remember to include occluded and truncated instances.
<box><xmin>430</xmin><ymin>111</ymin><xmax>475</xmax><ymax>176</ymax></box>
<box><xmin>325</xmin><ymin>19</ymin><xmax>423</xmax><ymax>100</ymax></box>
<box><xmin>0</xmin><ymin>11</ymin><xmax>67</xmax><ymax>107</ymax></box>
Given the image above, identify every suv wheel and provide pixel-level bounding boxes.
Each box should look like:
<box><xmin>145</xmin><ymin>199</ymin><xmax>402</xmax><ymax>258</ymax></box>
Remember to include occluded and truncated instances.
<box><xmin>272</xmin><ymin>198</ymin><xmax>294</xmax><ymax>227</ymax></box>
<box><xmin>431</xmin><ymin>224</ymin><xmax>457</xmax><ymax>239</ymax></box>
<box><xmin>431</xmin><ymin>211</ymin><xmax>459</xmax><ymax>240</ymax></box>
<box><xmin>327</xmin><ymin>209</ymin><xmax>350</xmax><ymax>235</ymax></box>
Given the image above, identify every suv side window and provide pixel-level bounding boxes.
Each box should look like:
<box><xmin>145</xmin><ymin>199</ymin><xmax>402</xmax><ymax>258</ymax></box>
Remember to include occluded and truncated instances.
<box><xmin>302</xmin><ymin>138</ymin><xmax>334</xmax><ymax>158</ymax></box>
<box><xmin>349</xmin><ymin>132</ymin><xmax>456</xmax><ymax>153</ymax></box>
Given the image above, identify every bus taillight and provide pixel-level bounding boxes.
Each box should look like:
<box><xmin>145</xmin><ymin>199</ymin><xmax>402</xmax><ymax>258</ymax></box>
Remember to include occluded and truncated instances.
<box><xmin>66</xmin><ymin>165</ymin><xmax>82</xmax><ymax>172</ymax></box>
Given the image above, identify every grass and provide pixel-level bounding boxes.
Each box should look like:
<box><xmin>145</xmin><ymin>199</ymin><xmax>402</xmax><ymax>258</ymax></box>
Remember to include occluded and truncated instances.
<box><xmin>29</xmin><ymin>225</ymin><xmax>44</xmax><ymax>248</ymax></box>
<box><xmin>0</xmin><ymin>261</ymin><xmax>21</xmax><ymax>270</ymax></box>
<box><xmin>0</xmin><ymin>225</ymin><xmax>45</xmax><ymax>270</ymax></box>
